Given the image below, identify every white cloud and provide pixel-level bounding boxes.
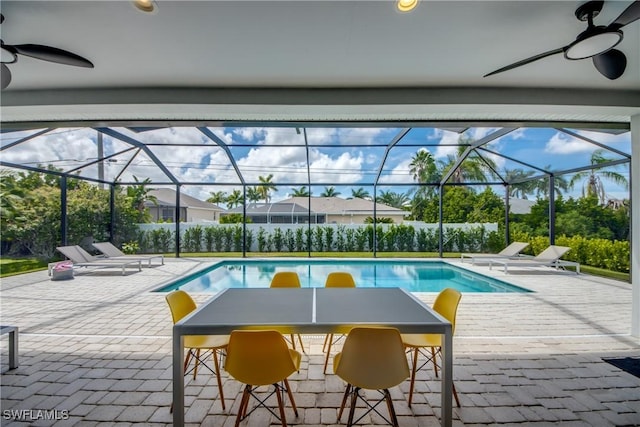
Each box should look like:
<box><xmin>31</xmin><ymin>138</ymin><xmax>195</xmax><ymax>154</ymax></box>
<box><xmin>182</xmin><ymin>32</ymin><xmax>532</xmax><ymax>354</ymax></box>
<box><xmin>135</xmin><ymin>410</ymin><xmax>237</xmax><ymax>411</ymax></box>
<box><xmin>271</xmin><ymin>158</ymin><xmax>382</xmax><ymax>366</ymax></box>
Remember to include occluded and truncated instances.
<box><xmin>574</xmin><ymin>129</ymin><xmax>631</xmax><ymax>150</ymax></box>
<box><xmin>309</xmin><ymin>150</ymin><xmax>364</xmax><ymax>184</ymax></box>
<box><xmin>544</xmin><ymin>132</ymin><xmax>594</xmax><ymax>154</ymax></box>
<box><xmin>1</xmin><ymin>128</ymin><xmax>99</xmax><ymax>170</ymax></box>
<box><xmin>378</xmin><ymin>158</ymin><xmax>413</xmax><ymax>184</ymax></box>
<box><xmin>434</xmin><ymin>131</ymin><xmax>460</xmax><ymax>159</ymax></box>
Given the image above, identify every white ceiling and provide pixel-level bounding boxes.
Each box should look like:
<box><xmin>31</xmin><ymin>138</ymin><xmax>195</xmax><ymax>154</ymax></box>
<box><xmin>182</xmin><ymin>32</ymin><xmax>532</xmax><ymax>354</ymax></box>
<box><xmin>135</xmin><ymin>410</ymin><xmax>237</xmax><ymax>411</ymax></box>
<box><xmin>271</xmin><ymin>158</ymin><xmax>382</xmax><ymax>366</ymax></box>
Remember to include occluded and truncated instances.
<box><xmin>1</xmin><ymin>0</ymin><xmax>639</xmax><ymax>125</ymax></box>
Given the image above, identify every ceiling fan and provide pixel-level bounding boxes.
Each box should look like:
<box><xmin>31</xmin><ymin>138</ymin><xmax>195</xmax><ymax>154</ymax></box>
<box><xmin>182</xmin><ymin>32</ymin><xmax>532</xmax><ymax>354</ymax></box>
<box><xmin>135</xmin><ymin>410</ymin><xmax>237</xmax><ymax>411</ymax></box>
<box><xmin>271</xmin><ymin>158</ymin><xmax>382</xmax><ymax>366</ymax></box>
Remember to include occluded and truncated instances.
<box><xmin>484</xmin><ymin>0</ymin><xmax>640</xmax><ymax>80</ymax></box>
<box><xmin>0</xmin><ymin>13</ymin><xmax>94</xmax><ymax>90</ymax></box>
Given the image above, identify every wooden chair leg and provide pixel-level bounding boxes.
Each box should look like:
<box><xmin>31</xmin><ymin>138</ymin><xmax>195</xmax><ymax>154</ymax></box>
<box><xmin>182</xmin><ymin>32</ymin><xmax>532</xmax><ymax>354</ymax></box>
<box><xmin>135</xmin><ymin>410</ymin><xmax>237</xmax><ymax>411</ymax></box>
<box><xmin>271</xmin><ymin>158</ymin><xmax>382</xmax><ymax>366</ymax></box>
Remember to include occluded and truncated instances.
<box><xmin>384</xmin><ymin>388</ymin><xmax>399</xmax><ymax>427</ymax></box>
<box><xmin>183</xmin><ymin>351</ymin><xmax>191</xmax><ymax>374</ymax></box>
<box><xmin>346</xmin><ymin>386</ymin><xmax>359</xmax><ymax>427</ymax></box>
<box><xmin>283</xmin><ymin>378</ymin><xmax>298</xmax><ymax>417</ymax></box>
<box><xmin>431</xmin><ymin>347</ymin><xmax>438</xmax><ymax>377</ymax></box>
<box><xmin>452</xmin><ymin>381</ymin><xmax>461</xmax><ymax>407</ymax></box>
<box><xmin>322</xmin><ymin>334</ymin><xmax>330</xmax><ymax>352</ymax></box>
<box><xmin>212</xmin><ymin>349</ymin><xmax>226</xmax><ymax>411</ymax></box>
<box><xmin>337</xmin><ymin>383</ymin><xmax>351</xmax><ymax>421</ymax></box>
<box><xmin>323</xmin><ymin>336</ymin><xmax>334</xmax><ymax>374</ymax></box>
<box><xmin>235</xmin><ymin>385</ymin><xmax>251</xmax><ymax>427</ymax></box>
<box><xmin>193</xmin><ymin>348</ymin><xmax>201</xmax><ymax>379</ymax></box>
<box><xmin>275</xmin><ymin>383</ymin><xmax>287</xmax><ymax>427</ymax></box>
<box><xmin>408</xmin><ymin>347</ymin><xmax>418</xmax><ymax>406</ymax></box>
<box><xmin>289</xmin><ymin>334</ymin><xmax>296</xmax><ymax>350</ymax></box>
<box><xmin>297</xmin><ymin>334</ymin><xmax>305</xmax><ymax>354</ymax></box>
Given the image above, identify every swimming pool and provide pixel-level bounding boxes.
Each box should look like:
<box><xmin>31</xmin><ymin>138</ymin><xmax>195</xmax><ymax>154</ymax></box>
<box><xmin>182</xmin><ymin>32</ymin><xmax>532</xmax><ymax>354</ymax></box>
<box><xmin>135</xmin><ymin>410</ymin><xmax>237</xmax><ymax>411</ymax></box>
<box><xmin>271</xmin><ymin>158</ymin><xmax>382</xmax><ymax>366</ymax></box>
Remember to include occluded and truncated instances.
<box><xmin>157</xmin><ymin>260</ymin><xmax>531</xmax><ymax>293</ymax></box>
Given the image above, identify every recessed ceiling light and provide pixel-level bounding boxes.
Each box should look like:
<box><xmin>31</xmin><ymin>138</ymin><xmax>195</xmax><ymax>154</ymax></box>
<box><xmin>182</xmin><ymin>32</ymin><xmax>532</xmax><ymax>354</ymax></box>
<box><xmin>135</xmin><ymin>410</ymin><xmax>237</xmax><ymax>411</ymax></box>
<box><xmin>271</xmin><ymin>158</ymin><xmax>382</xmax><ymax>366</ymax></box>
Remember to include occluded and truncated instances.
<box><xmin>397</xmin><ymin>0</ymin><xmax>418</xmax><ymax>13</ymax></box>
<box><xmin>133</xmin><ymin>0</ymin><xmax>156</xmax><ymax>13</ymax></box>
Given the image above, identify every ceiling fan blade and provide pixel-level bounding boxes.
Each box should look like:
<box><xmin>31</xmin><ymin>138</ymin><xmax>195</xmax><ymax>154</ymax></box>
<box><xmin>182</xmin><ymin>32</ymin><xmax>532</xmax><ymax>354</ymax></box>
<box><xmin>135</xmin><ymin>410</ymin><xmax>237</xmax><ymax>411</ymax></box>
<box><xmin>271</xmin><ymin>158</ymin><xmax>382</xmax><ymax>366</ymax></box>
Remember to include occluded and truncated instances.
<box><xmin>1</xmin><ymin>64</ymin><xmax>11</xmax><ymax>89</ymax></box>
<box><xmin>593</xmin><ymin>49</ymin><xmax>627</xmax><ymax>79</ymax></box>
<box><xmin>483</xmin><ymin>47</ymin><xmax>564</xmax><ymax>77</ymax></box>
<box><xmin>12</xmin><ymin>44</ymin><xmax>94</xmax><ymax>68</ymax></box>
<box><xmin>608</xmin><ymin>0</ymin><xmax>640</xmax><ymax>29</ymax></box>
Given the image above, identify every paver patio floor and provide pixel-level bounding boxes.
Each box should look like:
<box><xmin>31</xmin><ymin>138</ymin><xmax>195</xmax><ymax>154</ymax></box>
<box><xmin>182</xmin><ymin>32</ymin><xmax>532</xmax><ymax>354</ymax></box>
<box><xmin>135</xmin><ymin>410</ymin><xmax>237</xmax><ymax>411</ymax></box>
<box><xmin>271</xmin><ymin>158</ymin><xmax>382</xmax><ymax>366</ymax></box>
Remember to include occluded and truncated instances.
<box><xmin>1</xmin><ymin>258</ymin><xmax>639</xmax><ymax>426</ymax></box>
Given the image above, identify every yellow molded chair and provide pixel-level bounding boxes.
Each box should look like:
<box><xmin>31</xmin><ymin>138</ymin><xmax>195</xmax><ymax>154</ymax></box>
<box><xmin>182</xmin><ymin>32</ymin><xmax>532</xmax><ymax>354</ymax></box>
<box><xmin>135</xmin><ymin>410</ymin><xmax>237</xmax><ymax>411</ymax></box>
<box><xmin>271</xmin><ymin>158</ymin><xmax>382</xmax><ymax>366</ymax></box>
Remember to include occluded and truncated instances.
<box><xmin>270</xmin><ymin>271</ymin><xmax>305</xmax><ymax>353</ymax></box>
<box><xmin>333</xmin><ymin>327</ymin><xmax>409</xmax><ymax>427</ymax></box>
<box><xmin>225</xmin><ymin>330</ymin><xmax>301</xmax><ymax>427</ymax></box>
<box><xmin>165</xmin><ymin>290</ymin><xmax>228</xmax><ymax>411</ymax></box>
<box><xmin>322</xmin><ymin>272</ymin><xmax>356</xmax><ymax>374</ymax></box>
<box><xmin>401</xmin><ymin>287</ymin><xmax>462</xmax><ymax>407</ymax></box>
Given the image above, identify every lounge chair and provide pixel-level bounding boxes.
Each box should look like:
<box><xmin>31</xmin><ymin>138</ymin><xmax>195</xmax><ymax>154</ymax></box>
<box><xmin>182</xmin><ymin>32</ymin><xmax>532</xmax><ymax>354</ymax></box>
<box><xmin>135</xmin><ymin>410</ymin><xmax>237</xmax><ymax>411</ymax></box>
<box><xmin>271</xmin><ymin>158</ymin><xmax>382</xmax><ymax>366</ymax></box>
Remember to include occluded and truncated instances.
<box><xmin>92</xmin><ymin>242</ymin><xmax>164</xmax><ymax>267</ymax></box>
<box><xmin>56</xmin><ymin>245</ymin><xmax>142</xmax><ymax>275</ymax></box>
<box><xmin>489</xmin><ymin>245</ymin><xmax>580</xmax><ymax>274</ymax></box>
<box><xmin>460</xmin><ymin>241</ymin><xmax>530</xmax><ymax>265</ymax></box>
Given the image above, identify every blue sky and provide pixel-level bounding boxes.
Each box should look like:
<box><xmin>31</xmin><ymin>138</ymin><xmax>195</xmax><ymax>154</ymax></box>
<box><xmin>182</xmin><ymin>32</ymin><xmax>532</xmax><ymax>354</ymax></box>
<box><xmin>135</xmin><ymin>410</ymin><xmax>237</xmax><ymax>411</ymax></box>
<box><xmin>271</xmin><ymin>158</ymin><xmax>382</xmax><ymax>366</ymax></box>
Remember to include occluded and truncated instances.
<box><xmin>0</xmin><ymin>126</ymin><xmax>631</xmax><ymax>203</ymax></box>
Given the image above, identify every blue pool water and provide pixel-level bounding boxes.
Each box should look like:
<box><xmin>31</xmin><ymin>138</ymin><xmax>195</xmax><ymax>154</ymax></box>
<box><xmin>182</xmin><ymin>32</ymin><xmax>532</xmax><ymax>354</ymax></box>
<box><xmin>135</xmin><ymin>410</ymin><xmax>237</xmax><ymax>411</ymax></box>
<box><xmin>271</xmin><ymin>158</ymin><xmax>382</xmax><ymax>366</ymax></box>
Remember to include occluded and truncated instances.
<box><xmin>157</xmin><ymin>260</ymin><xmax>531</xmax><ymax>294</ymax></box>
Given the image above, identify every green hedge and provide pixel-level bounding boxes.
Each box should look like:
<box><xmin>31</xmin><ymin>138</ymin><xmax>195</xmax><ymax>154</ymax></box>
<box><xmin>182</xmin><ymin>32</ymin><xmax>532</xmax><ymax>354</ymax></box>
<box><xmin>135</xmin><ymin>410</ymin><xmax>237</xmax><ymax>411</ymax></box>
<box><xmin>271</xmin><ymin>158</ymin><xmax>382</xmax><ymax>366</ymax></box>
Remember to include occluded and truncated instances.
<box><xmin>133</xmin><ymin>225</ymin><xmax>630</xmax><ymax>273</ymax></box>
<box><xmin>136</xmin><ymin>224</ymin><xmax>501</xmax><ymax>254</ymax></box>
<box><xmin>525</xmin><ymin>235</ymin><xmax>629</xmax><ymax>273</ymax></box>
<box><xmin>0</xmin><ymin>258</ymin><xmax>47</xmax><ymax>276</ymax></box>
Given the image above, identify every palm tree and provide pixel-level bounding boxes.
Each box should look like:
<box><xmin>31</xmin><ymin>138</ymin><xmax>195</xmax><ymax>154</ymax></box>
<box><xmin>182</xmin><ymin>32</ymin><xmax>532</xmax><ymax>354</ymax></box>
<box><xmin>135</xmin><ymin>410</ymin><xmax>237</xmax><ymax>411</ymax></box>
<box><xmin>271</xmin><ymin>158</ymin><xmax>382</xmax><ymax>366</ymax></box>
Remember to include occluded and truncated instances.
<box><xmin>377</xmin><ymin>190</ymin><xmax>410</xmax><ymax>209</ymax></box>
<box><xmin>504</xmin><ymin>168</ymin><xmax>537</xmax><ymax>199</ymax></box>
<box><xmin>351</xmin><ymin>187</ymin><xmax>371</xmax><ymax>199</ymax></box>
<box><xmin>226</xmin><ymin>189</ymin><xmax>243</xmax><ymax>209</ymax></box>
<box><xmin>409</xmin><ymin>149</ymin><xmax>438</xmax><ymax>183</ymax></box>
<box><xmin>257</xmin><ymin>174</ymin><xmax>277</xmax><ymax>203</ymax></box>
<box><xmin>246</xmin><ymin>186</ymin><xmax>262</xmax><ymax>203</ymax></box>
<box><xmin>533</xmin><ymin>172</ymin><xmax>570</xmax><ymax>199</ymax></box>
<box><xmin>568</xmin><ymin>149</ymin><xmax>629</xmax><ymax>205</ymax></box>
<box><xmin>207</xmin><ymin>190</ymin><xmax>227</xmax><ymax>205</ymax></box>
<box><xmin>439</xmin><ymin>144</ymin><xmax>497</xmax><ymax>184</ymax></box>
<box><xmin>320</xmin><ymin>186</ymin><xmax>340</xmax><ymax>197</ymax></box>
<box><xmin>291</xmin><ymin>186</ymin><xmax>311</xmax><ymax>197</ymax></box>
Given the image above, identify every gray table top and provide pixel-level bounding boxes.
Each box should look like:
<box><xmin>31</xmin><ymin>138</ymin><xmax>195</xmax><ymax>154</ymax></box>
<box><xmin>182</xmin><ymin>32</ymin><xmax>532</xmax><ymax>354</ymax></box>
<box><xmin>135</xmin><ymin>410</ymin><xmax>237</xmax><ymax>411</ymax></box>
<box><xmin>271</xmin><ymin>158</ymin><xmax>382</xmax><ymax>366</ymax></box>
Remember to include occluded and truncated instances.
<box><xmin>175</xmin><ymin>287</ymin><xmax>449</xmax><ymax>335</ymax></box>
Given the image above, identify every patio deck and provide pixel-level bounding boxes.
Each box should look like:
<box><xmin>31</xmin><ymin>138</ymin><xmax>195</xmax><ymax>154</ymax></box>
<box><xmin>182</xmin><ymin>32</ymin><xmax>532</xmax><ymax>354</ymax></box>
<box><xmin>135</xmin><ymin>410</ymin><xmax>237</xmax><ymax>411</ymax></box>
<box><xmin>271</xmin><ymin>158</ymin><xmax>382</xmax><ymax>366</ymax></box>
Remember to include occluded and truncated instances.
<box><xmin>1</xmin><ymin>258</ymin><xmax>639</xmax><ymax>426</ymax></box>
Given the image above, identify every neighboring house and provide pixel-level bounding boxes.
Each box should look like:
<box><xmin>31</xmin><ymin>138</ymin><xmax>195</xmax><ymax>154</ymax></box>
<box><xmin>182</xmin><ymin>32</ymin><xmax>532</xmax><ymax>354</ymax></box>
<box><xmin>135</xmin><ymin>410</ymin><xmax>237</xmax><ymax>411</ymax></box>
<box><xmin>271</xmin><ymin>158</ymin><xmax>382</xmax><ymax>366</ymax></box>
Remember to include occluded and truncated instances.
<box><xmin>145</xmin><ymin>188</ymin><xmax>224</xmax><ymax>222</ymax></box>
<box><xmin>223</xmin><ymin>197</ymin><xmax>406</xmax><ymax>224</ymax></box>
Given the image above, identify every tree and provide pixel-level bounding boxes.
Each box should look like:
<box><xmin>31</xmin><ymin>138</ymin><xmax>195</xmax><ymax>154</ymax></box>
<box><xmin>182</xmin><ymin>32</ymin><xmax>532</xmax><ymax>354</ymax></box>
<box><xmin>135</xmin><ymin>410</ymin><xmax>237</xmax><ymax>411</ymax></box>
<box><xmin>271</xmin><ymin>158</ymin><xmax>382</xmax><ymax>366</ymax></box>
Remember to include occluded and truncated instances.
<box><xmin>409</xmin><ymin>148</ymin><xmax>439</xmax><ymax>184</ymax></box>
<box><xmin>246</xmin><ymin>186</ymin><xmax>262</xmax><ymax>203</ymax></box>
<box><xmin>257</xmin><ymin>174</ymin><xmax>277</xmax><ymax>202</ymax></box>
<box><xmin>125</xmin><ymin>176</ymin><xmax>157</xmax><ymax>222</ymax></box>
<box><xmin>504</xmin><ymin>168</ymin><xmax>537</xmax><ymax>199</ymax></box>
<box><xmin>377</xmin><ymin>190</ymin><xmax>410</xmax><ymax>209</ymax></box>
<box><xmin>207</xmin><ymin>190</ymin><xmax>227</xmax><ymax>205</ymax></box>
<box><xmin>532</xmin><ymin>174</ymin><xmax>570</xmax><ymax>199</ymax></box>
<box><xmin>291</xmin><ymin>186</ymin><xmax>311</xmax><ymax>197</ymax></box>
<box><xmin>2</xmin><ymin>174</ymin><xmax>142</xmax><ymax>259</ymax></box>
<box><xmin>226</xmin><ymin>189</ymin><xmax>243</xmax><ymax>208</ymax></box>
<box><xmin>351</xmin><ymin>187</ymin><xmax>370</xmax><ymax>199</ymax></box>
<box><xmin>320</xmin><ymin>186</ymin><xmax>340</xmax><ymax>197</ymax></box>
<box><xmin>439</xmin><ymin>143</ymin><xmax>497</xmax><ymax>184</ymax></box>
<box><xmin>568</xmin><ymin>149</ymin><xmax>629</xmax><ymax>205</ymax></box>
<box><xmin>0</xmin><ymin>170</ymin><xmax>25</xmax><ymax>225</ymax></box>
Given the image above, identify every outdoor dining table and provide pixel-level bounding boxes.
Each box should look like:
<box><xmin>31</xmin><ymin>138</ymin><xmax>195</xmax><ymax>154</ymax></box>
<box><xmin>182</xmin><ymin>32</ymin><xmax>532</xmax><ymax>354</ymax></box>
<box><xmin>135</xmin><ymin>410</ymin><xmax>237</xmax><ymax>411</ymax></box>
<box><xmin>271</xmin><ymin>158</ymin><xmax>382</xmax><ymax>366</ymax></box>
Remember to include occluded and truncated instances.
<box><xmin>172</xmin><ymin>287</ymin><xmax>453</xmax><ymax>427</ymax></box>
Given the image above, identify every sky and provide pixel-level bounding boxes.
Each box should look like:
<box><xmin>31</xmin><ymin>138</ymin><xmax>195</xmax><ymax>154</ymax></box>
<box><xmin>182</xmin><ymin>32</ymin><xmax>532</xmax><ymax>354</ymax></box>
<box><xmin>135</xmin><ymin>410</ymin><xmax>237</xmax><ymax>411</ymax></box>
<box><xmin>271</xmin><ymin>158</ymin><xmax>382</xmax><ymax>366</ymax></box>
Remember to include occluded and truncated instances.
<box><xmin>0</xmin><ymin>125</ymin><xmax>632</xmax><ymax>204</ymax></box>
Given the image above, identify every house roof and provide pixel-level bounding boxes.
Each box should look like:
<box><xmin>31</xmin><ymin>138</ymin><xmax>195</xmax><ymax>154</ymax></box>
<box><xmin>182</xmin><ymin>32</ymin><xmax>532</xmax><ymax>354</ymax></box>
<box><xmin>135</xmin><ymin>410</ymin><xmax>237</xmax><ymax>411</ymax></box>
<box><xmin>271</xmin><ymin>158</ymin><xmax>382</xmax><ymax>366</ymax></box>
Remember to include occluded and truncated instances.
<box><xmin>227</xmin><ymin>202</ymin><xmax>310</xmax><ymax>215</ymax></box>
<box><xmin>146</xmin><ymin>188</ymin><xmax>223</xmax><ymax>211</ymax></box>
<box><xmin>225</xmin><ymin>197</ymin><xmax>405</xmax><ymax>216</ymax></box>
<box><xmin>283</xmin><ymin>197</ymin><xmax>406</xmax><ymax>216</ymax></box>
